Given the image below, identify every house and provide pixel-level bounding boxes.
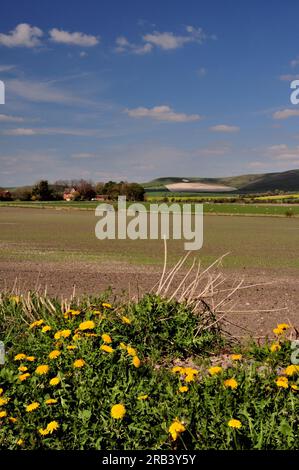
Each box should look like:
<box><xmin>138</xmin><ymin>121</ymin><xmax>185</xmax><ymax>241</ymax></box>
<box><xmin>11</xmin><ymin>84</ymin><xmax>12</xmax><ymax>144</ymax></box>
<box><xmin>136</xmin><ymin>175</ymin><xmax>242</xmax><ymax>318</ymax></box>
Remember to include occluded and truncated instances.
<box><xmin>91</xmin><ymin>194</ymin><xmax>108</xmax><ymax>201</ymax></box>
<box><xmin>63</xmin><ymin>188</ymin><xmax>77</xmax><ymax>201</ymax></box>
<box><xmin>0</xmin><ymin>190</ymin><xmax>11</xmax><ymax>200</ymax></box>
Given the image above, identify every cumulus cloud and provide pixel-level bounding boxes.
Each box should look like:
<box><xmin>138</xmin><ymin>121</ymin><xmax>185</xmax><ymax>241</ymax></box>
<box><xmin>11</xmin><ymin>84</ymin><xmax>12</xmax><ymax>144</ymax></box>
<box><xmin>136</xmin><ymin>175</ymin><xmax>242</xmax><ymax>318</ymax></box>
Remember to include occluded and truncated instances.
<box><xmin>209</xmin><ymin>124</ymin><xmax>240</xmax><ymax>133</ymax></box>
<box><xmin>115</xmin><ymin>25</ymin><xmax>214</xmax><ymax>54</ymax></box>
<box><xmin>125</xmin><ymin>105</ymin><xmax>202</xmax><ymax>122</ymax></box>
<box><xmin>115</xmin><ymin>36</ymin><xmax>153</xmax><ymax>54</ymax></box>
<box><xmin>0</xmin><ymin>23</ymin><xmax>43</xmax><ymax>48</ymax></box>
<box><xmin>273</xmin><ymin>108</ymin><xmax>299</xmax><ymax>119</ymax></box>
<box><xmin>143</xmin><ymin>26</ymin><xmax>210</xmax><ymax>50</ymax></box>
<box><xmin>266</xmin><ymin>144</ymin><xmax>299</xmax><ymax>160</ymax></box>
<box><xmin>49</xmin><ymin>28</ymin><xmax>99</xmax><ymax>46</ymax></box>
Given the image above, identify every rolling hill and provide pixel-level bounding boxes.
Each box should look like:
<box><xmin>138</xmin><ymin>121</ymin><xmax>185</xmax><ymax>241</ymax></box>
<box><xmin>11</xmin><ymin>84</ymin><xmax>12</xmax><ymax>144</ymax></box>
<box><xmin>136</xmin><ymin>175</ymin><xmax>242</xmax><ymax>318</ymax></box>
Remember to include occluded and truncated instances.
<box><xmin>145</xmin><ymin>169</ymin><xmax>299</xmax><ymax>193</ymax></box>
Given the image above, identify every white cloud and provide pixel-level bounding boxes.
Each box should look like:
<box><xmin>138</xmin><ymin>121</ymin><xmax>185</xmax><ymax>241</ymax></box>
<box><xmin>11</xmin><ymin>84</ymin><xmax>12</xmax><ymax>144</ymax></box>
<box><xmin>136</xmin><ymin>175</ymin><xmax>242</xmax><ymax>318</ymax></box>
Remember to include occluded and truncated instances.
<box><xmin>0</xmin><ymin>114</ymin><xmax>24</xmax><ymax>122</ymax></box>
<box><xmin>125</xmin><ymin>105</ymin><xmax>202</xmax><ymax>122</ymax></box>
<box><xmin>265</xmin><ymin>144</ymin><xmax>299</xmax><ymax>160</ymax></box>
<box><xmin>143</xmin><ymin>25</ymin><xmax>209</xmax><ymax>50</ymax></box>
<box><xmin>7</xmin><ymin>79</ymin><xmax>91</xmax><ymax>106</ymax></box>
<box><xmin>115</xmin><ymin>36</ymin><xmax>152</xmax><ymax>55</ymax></box>
<box><xmin>0</xmin><ymin>64</ymin><xmax>16</xmax><ymax>72</ymax></box>
<box><xmin>115</xmin><ymin>25</ymin><xmax>214</xmax><ymax>54</ymax></box>
<box><xmin>0</xmin><ymin>23</ymin><xmax>43</xmax><ymax>48</ymax></box>
<box><xmin>2</xmin><ymin>127</ymin><xmax>101</xmax><ymax>136</ymax></box>
<box><xmin>209</xmin><ymin>124</ymin><xmax>240</xmax><ymax>133</ymax></box>
<box><xmin>273</xmin><ymin>108</ymin><xmax>299</xmax><ymax>119</ymax></box>
<box><xmin>49</xmin><ymin>28</ymin><xmax>99</xmax><ymax>46</ymax></box>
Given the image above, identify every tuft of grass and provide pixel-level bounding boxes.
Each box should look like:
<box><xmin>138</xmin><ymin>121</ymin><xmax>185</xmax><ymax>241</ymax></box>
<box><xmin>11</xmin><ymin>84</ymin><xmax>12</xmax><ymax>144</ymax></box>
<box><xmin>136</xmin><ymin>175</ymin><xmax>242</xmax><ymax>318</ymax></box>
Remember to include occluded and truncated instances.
<box><xmin>0</xmin><ymin>291</ymin><xmax>298</xmax><ymax>450</ymax></box>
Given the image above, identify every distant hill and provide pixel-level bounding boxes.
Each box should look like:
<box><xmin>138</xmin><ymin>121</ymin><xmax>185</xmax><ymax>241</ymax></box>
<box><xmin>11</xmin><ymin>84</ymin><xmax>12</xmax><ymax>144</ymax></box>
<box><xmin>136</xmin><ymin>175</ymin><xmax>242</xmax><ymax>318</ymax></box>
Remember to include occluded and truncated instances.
<box><xmin>145</xmin><ymin>170</ymin><xmax>299</xmax><ymax>193</ymax></box>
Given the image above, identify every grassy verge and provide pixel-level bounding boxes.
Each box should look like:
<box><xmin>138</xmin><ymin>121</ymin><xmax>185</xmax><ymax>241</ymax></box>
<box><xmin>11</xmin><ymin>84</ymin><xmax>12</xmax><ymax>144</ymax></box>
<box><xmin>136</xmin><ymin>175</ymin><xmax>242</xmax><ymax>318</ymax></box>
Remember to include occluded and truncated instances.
<box><xmin>0</xmin><ymin>293</ymin><xmax>298</xmax><ymax>450</ymax></box>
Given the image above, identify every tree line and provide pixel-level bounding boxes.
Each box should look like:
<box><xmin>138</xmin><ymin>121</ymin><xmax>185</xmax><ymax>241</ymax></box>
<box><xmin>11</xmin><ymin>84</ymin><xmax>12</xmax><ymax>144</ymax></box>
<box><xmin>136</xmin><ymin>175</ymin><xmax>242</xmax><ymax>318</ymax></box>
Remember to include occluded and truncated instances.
<box><xmin>0</xmin><ymin>179</ymin><xmax>145</xmax><ymax>202</ymax></box>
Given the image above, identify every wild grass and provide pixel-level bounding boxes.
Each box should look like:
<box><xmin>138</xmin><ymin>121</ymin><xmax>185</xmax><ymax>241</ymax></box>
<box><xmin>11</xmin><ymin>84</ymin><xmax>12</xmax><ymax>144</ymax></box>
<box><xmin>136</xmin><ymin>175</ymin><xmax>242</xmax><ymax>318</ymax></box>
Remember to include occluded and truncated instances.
<box><xmin>0</xmin><ymin>254</ymin><xmax>298</xmax><ymax>449</ymax></box>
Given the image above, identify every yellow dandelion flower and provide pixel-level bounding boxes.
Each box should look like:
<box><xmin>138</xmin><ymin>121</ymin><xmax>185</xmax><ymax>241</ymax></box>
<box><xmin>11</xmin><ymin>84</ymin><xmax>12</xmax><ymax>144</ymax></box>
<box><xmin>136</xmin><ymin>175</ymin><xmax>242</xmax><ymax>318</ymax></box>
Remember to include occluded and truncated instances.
<box><xmin>0</xmin><ymin>411</ymin><xmax>7</xmax><ymax>418</ymax></box>
<box><xmin>102</xmin><ymin>302</ymin><xmax>112</xmax><ymax>309</ymax></box>
<box><xmin>35</xmin><ymin>364</ymin><xmax>49</xmax><ymax>375</ymax></box>
<box><xmin>18</xmin><ymin>366</ymin><xmax>28</xmax><ymax>372</ymax></box>
<box><xmin>137</xmin><ymin>394</ymin><xmax>149</xmax><ymax>400</ymax></box>
<box><xmin>270</xmin><ymin>343</ymin><xmax>281</xmax><ymax>353</ymax></box>
<box><xmin>291</xmin><ymin>384</ymin><xmax>299</xmax><ymax>391</ymax></box>
<box><xmin>45</xmin><ymin>398</ymin><xmax>57</xmax><ymax>405</ymax></box>
<box><xmin>273</xmin><ymin>328</ymin><xmax>282</xmax><ymax>335</ymax></box>
<box><xmin>119</xmin><ymin>342</ymin><xmax>127</xmax><ymax>350</ymax></box>
<box><xmin>179</xmin><ymin>386</ymin><xmax>189</xmax><ymax>393</ymax></box>
<box><xmin>11</xmin><ymin>295</ymin><xmax>20</xmax><ymax>304</ymax></box>
<box><xmin>121</xmin><ymin>316</ymin><xmax>131</xmax><ymax>324</ymax></box>
<box><xmin>208</xmin><ymin>366</ymin><xmax>223</xmax><ymax>376</ymax></box>
<box><xmin>9</xmin><ymin>417</ymin><xmax>17</xmax><ymax>423</ymax></box>
<box><xmin>79</xmin><ymin>320</ymin><xmax>95</xmax><ymax>331</ymax></box>
<box><xmin>0</xmin><ymin>388</ymin><xmax>3</xmax><ymax>395</ymax></box>
<box><xmin>18</xmin><ymin>373</ymin><xmax>30</xmax><ymax>382</ymax></box>
<box><xmin>275</xmin><ymin>376</ymin><xmax>289</xmax><ymax>389</ymax></box>
<box><xmin>102</xmin><ymin>333</ymin><xmax>112</xmax><ymax>344</ymax></box>
<box><xmin>73</xmin><ymin>359</ymin><xmax>85</xmax><ymax>368</ymax></box>
<box><xmin>0</xmin><ymin>397</ymin><xmax>9</xmax><ymax>406</ymax></box>
<box><xmin>172</xmin><ymin>366</ymin><xmax>184</xmax><ymax>374</ymax></box>
<box><xmin>29</xmin><ymin>319</ymin><xmax>44</xmax><ymax>329</ymax></box>
<box><xmin>39</xmin><ymin>427</ymin><xmax>49</xmax><ymax>436</ymax></box>
<box><xmin>111</xmin><ymin>404</ymin><xmax>126</xmax><ymax>419</ymax></box>
<box><xmin>67</xmin><ymin>345</ymin><xmax>77</xmax><ymax>350</ymax></box>
<box><xmin>46</xmin><ymin>421</ymin><xmax>59</xmax><ymax>433</ymax></box>
<box><xmin>92</xmin><ymin>310</ymin><xmax>102</xmax><ymax>315</ymax></box>
<box><xmin>127</xmin><ymin>346</ymin><xmax>137</xmax><ymax>357</ymax></box>
<box><xmin>26</xmin><ymin>402</ymin><xmax>40</xmax><ymax>412</ymax></box>
<box><xmin>284</xmin><ymin>365</ymin><xmax>299</xmax><ymax>377</ymax></box>
<box><xmin>48</xmin><ymin>350</ymin><xmax>61</xmax><ymax>360</ymax></box>
<box><xmin>49</xmin><ymin>376</ymin><xmax>60</xmax><ymax>386</ymax></box>
<box><xmin>184</xmin><ymin>367</ymin><xmax>198</xmax><ymax>376</ymax></box>
<box><xmin>16</xmin><ymin>439</ymin><xmax>24</xmax><ymax>446</ymax></box>
<box><xmin>228</xmin><ymin>418</ymin><xmax>242</xmax><ymax>429</ymax></box>
<box><xmin>26</xmin><ymin>356</ymin><xmax>35</xmax><ymax>362</ymax></box>
<box><xmin>132</xmin><ymin>356</ymin><xmax>141</xmax><ymax>368</ymax></box>
<box><xmin>169</xmin><ymin>419</ymin><xmax>186</xmax><ymax>441</ymax></box>
<box><xmin>277</xmin><ymin>323</ymin><xmax>290</xmax><ymax>331</ymax></box>
<box><xmin>14</xmin><ymin>353</ymin><xmax>26</xmax><ymax>361</ymax></box>
<box><xmin>231</xmin><ymin>354</ymin><xmax>242</xmax><ymax>361</ymax></box>
<box><xmin>72</xmin><ymin>333</ymin><xmax>81</xmax><ymax>341</ymax></box>
<box><xmin>54</xmin><ymin>329</ymin><xmax>71</xmax><ymax>340</ymax></box>
<box><xmin>100</xmin><ymin>344</ymin><xmax>114</xmax><ymax>353</ymax></box>
<box><xmin>41</xmin><ymin>325</ymin><xmax>51</xmax><ymax>333</ymax></box>
<box><xmin>70</xmin><ymin>309</ymin><xmax>81</xmax><ymax>316</ymax></box>
<box><xmin>224</xmin><ymin>378</ymin><xmax>238</xmax><ymax>389</ymax></box>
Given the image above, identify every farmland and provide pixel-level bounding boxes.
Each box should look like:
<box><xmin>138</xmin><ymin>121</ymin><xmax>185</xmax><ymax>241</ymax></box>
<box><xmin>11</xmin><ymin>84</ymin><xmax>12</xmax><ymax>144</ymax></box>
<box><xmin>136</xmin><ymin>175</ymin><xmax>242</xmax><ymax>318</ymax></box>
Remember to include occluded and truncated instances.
<box><xmin>0</xmin><ymin>205</ymin><xmax>299</xmax><ymax>340</ymax></box>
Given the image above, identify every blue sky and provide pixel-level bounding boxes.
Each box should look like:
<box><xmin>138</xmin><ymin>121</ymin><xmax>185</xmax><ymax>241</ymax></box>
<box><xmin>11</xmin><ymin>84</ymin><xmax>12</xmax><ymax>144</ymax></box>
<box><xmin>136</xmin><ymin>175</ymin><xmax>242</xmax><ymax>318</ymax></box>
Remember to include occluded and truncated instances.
<box><xmin>1</xmin><ymin>0</ymin><xmax>299</xmax><ymax>186</ymax></box>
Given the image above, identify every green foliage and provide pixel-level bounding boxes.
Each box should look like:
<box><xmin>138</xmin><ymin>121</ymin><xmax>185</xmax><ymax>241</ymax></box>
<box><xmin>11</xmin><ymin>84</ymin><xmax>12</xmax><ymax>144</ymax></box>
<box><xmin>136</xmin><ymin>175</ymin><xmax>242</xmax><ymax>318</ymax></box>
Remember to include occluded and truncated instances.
<box><xmin>0</xmin><ymin>294</ymin><xmax>298</xmax><ymax>450</ymax></box>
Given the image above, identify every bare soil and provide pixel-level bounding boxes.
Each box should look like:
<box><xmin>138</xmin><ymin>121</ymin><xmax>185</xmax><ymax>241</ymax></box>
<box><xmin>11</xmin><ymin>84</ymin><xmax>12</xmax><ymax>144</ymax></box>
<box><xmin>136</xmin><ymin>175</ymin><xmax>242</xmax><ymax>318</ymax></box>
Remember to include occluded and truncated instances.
<box><xmin>0</xmin><ymin>260</ymin><xmax>298</xmax><ymax>339</ymax></box>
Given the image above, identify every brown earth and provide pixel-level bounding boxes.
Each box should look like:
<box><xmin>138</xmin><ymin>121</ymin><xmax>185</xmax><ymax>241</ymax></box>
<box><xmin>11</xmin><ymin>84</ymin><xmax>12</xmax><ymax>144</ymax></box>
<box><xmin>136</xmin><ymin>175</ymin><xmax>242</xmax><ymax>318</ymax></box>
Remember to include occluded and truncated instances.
<box><xmin>0</xmin><ymin>260</ymin><xmax>298</xmax><ymax>340</ymax></box>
